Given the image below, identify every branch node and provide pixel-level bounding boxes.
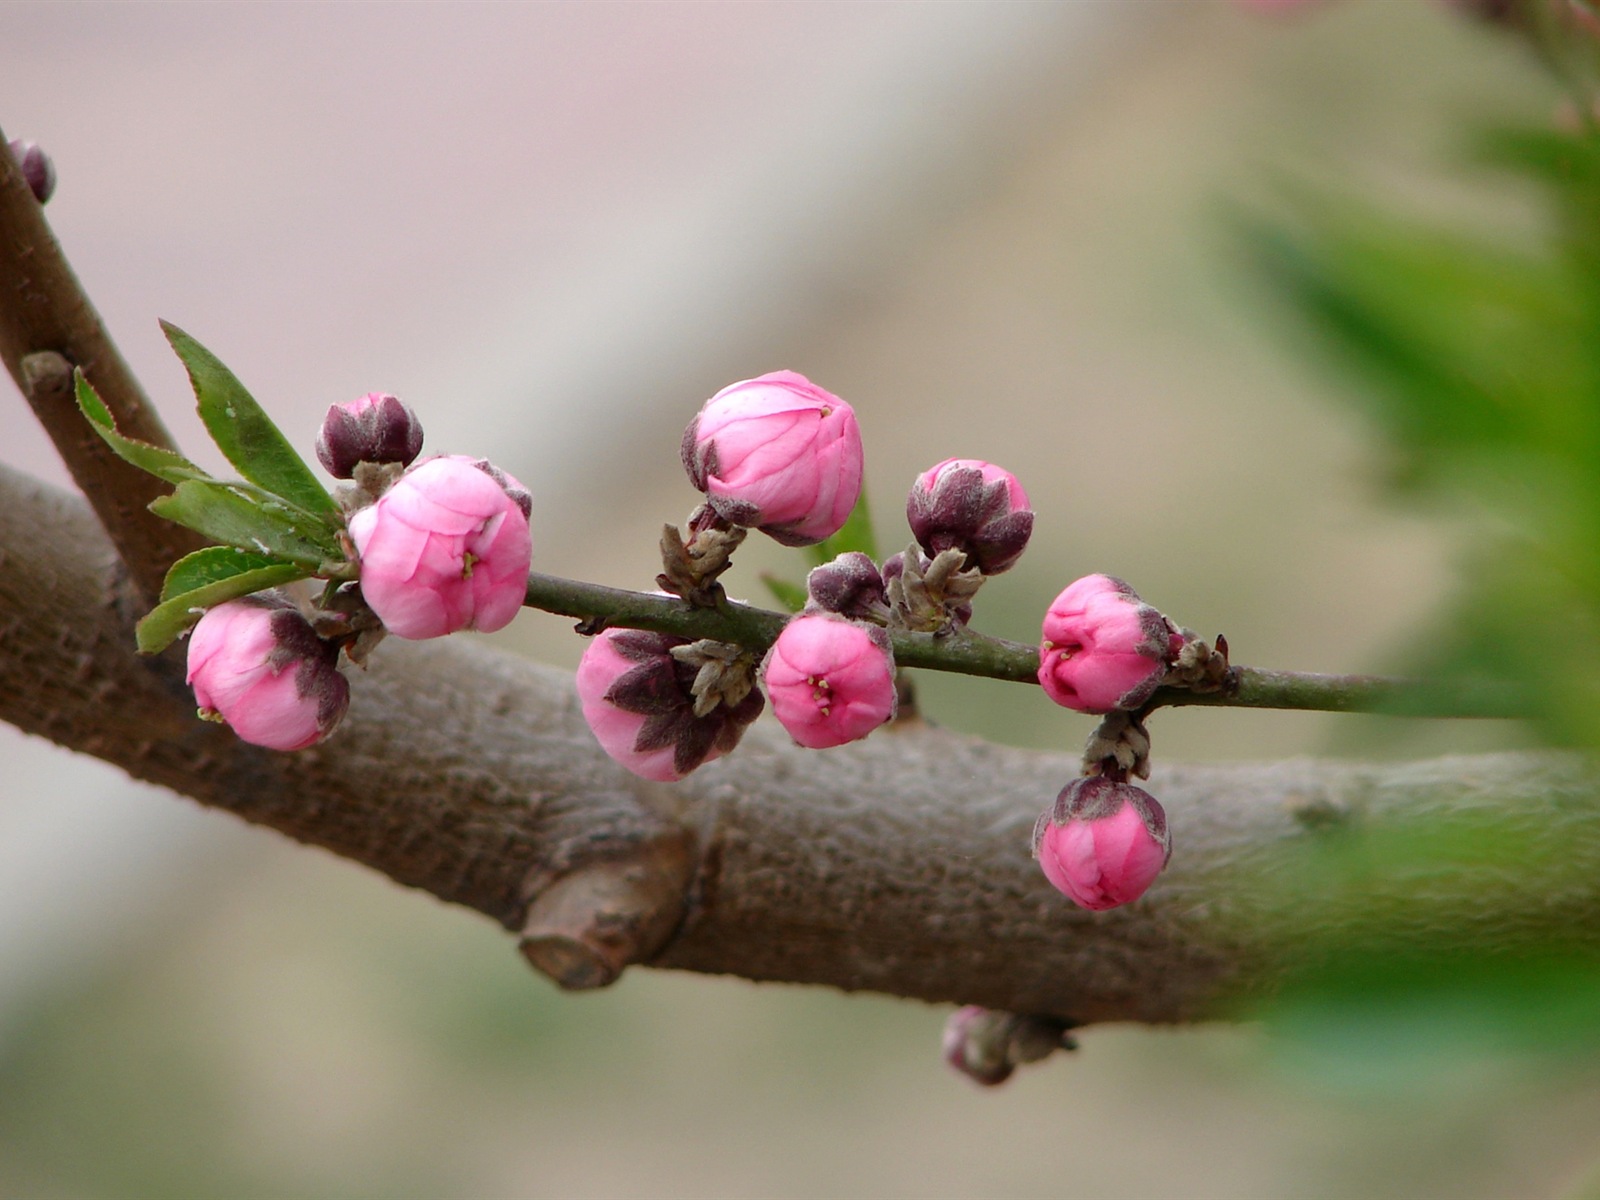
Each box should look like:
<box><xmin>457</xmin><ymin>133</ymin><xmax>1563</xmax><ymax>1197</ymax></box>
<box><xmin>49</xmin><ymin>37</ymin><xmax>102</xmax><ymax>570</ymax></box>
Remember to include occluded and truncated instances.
<box><xmin>518</xmin><ymin>830</ymin><xmax>695</xmax><ymax>991</ymax></box>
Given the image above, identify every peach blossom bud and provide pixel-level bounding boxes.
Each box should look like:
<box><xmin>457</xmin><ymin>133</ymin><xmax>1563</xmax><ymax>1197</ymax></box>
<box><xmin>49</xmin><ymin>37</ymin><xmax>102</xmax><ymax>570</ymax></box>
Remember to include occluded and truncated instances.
<box><xmin>1032</xmin><ymin>776</ymin><xmax>1170</xmax><ymax>910</ymax></box>
<box><xmin>806</xmin><ymin>551</ymin><xmax>888</xmax><ymax>621</ymax></box>
<box><xmin>1037</xmin><ymin>574</ymin><xmax>1182</xmax><ymax>713</ymax></box>
<box><xmin>8</xmin><ymin>139</ymin><xmax>55</xmax><ymax>204</ymax></box>
<box><xmin>942</xmin><ymin>1006</ymin><xmax>1074</xmax><ymax>1086</ymax></box>
<box><xmin>315</xmin><ymin>392</ymin><xmax>424</xmax><ymax>478</ymax></box>
<box><xmin>576</xmin><ymin>628</ymin><xmax>764</xmax><ymax>781</ymax></box>
<box><xmin>185</xmin><ymin>593</ymin><xmax>349</xmax><ymax>750</ymax></box>
<box><xmin>681</xmin><ymin>370</ymin><xmax>863</xmax><ymax>547</ymax></box>
<box><xmin>347</xmin><ymin>454</ymin><xmax>532</xmax><ymax>639</ymax></box>
<box><xmin>907</xmin><ymin>458</ymin><xmax>1033</xmax><ymax>575</ymax></box>
<box><xmin>762</xmin><ymin>613</ymin><xmax>895</xmax><ymax>749</ymax></box>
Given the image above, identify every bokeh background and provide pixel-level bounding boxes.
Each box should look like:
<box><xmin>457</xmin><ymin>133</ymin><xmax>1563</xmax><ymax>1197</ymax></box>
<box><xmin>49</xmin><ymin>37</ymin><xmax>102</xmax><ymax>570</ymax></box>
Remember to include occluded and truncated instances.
<box><xmin>1</xmin><ymin>2</ymin><xmax>1590</xmax><ymax>1197</ymax></box>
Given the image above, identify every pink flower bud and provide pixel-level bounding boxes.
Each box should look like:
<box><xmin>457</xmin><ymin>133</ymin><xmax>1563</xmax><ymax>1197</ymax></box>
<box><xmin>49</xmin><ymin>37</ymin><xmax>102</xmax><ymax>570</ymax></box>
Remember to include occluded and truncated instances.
<box><xmin>762</xmin><ymin>614</ymin><xmax>895</xmax><ymax>749</ymax></box>
<box><xmin>1032</xmin><ymin>776</ymin><xmax>1170</xmax><ymax>910</ymax></box>
<box><xmin>315</xmin><ymin>392</ymin><xmax>425</xmax><ymax>478</ymax></box>
<box><xmin>1037</xmin><ymin>574</ymin><xmax>1182</xmax><ymax>713</ymax></box>
<box><xmin>576</xmin><ymin>629</ymin><xmax>764</xmax><ymax>781</ymax></box>
<box><xmin>906</xmin><ymin>458</ymin><xmax>1033</xmax><ymax>575</ymax></box>
<box><xmin>8</xmin><ymin>139</ymin><xmax>55</xmax><ymax>204</ymax></box>
<box><xmin>681</xmin><ymin>371</ymin><xmax>864</xmax><ymax>547</ymax></box>
<box><xmin>347</xmin><ymin>454</ymin><xmax>532</xmax><ymax>640</ymax></box>
<box><xmin>185</xmin><ymin>593</ymin><xmax>349</xmax><ymax>751</ymax></box>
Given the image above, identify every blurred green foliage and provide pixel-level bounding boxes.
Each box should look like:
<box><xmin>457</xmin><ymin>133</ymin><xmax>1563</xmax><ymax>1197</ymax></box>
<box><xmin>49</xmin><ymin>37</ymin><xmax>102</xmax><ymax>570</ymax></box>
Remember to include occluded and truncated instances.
<box><xmin>1242</xmin><ymin>8</ymin><xmax>1600</xmax><ymax>1094</ymax></box>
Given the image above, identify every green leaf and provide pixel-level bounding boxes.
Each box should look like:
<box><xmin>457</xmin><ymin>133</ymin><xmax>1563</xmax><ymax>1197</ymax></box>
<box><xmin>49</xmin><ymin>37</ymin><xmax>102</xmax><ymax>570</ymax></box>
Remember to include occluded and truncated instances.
<box><xmin>76</xmin><ymin>372</ymin><xmax>214</xmax><ymax>486</ymax></box>
<box><xmin>135</xmin><ymin>563</ymin><xmax>310</xmax><ymax>654</ymax></box>
<box><xmin>807</xmin><ymin>489</ymin><xmax>878</xmax><ymax>568</ymax></box>
<box><xmin>161</xmin><ymin>321</ymin><xmax>338</xmax><ymax>518</ymax></box>
<box><xmin>160</xmin><ymin>545</ymin><xmax>298</xmax><ymax>603</ymax></box>
<box><xmin>149</xmin><ymin>479</ymin><xmax>341</xmax><ymax>567</ymax></box>
<box><xmin>759</xmin><ymin>572</ymin><xmax>808</xmax><ymax>613</ymax></box>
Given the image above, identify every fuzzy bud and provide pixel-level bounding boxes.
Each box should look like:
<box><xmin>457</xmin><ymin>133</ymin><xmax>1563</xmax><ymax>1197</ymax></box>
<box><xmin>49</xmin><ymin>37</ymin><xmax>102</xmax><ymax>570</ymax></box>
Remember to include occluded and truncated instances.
<box><xmin>185</xmin><ymin>593</ymin><xmax>349</xmax><ymax>750</ymax></box>
<box><xmin>1032</xmin><ymin>776</ymin><xmax>1171</xmax><ymax>910</ymax></box>
<box><xmin>1037</xmin><ymin>574</ymin><xmax>1183</xmax><ymax>713</ymax></box>
<box><xmin>805</xmin><ymin>551</ymin><xmax>888</xmax><ymax>621</ymax></box>
<box><xmin>762</xmin><ymin>613</ymin><xmax>896</xmax><ymax>749</ymax></box>
<box><xmin>315</xmin><ymin>392</ymin><xmax>425</xmax><ymax>479</ymax></box>
<box><xmin>8</xmin><ymin>139</ymin><xmax>55</xmax><ymax>204</ymax></box>
<box><xmin>906</xmin><ymin>458</ymin><xmax>1033</xmax><ymax>575</ymax></box>
<box><xmin>942</xmin><ymin>1006</ymin><xmax>1075</xmax><ymax>1087</ymax></box>
<box><xmin>347</xmin><ymin>454</ymin><xmax>532</xmax><ymax>639</ymax></box>
<box><xmin>681</xmin><ymin>370</ymin><xmax>863</xmax><ymax>547</ymax></box>
<box><xmin>576</xmin><ymin>629</ymin><xmax>764</xmax><ymax>781</ymax></box>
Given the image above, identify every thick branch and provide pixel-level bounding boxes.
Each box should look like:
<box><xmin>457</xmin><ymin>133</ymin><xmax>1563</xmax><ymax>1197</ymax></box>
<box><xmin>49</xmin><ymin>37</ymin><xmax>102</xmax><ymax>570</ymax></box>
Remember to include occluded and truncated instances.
<box><xmin>6</xmin><ymin>461</ymin><xmax>1599</xmax><ymax>1024</ymax></box>
<box><xmin>0</xmin><ymin>122</ymin><xmax>204</xmax><ymax>602</ymax></box>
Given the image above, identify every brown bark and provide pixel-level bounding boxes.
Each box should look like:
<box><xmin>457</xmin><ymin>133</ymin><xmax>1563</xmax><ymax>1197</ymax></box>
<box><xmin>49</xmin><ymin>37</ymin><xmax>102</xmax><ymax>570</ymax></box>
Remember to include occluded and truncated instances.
<box><xmin>5</xmin><ymin>460</ymin><xmax>1598</xmax><ymax>1025</ymax></box>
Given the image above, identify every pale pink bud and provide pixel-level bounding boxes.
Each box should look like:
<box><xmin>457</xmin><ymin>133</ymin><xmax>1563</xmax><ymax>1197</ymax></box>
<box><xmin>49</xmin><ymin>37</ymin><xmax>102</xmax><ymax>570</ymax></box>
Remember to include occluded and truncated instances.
<box><xmin>1032</xmin><ymin>776</ymin><xmax>1170</xmax><ymax>911</ymax></box>
<box><xmin>576</xmin><ymin>629</ymin><xmax>764</xmax><ymax>781</ymax></box>
<box><xmin>185</xmin><ymin>593</ymin><xmax>349</xmax><ymax>751</ymax></box>
<box><xmin>1037</xmin><ymin>574</ymin><xmax>1182</xmax><ymax>713</ymax></box>
<box><xmin>315</xmin><ymin>392</ymin><xmax>424</xmax><ymax>478</ymax></box>
<box><xmin>762</xmin><ymin>614</ymin><xmax>895</xmax><ymax>749</ymax></box>
<box><xmin>681</xmin><ymin>370</ymin><xmax>864</xmax><ymax>547</ymax></box>
<box><xmin>907</xmin><ymin>458</ymin><xmax>1033</xmax><ymax>575</ymax></box>
<box><xmin>942</xmin><ymin>1007</ymin><xmax>1073</xmax><ymax>1087</ymax></box>
<box><xmin>8</xmin><ymin>139</ymin><xmax>55</xmax><ymax>204</ymax></box>
<box><xmin>347</xmin><ymin>454</ymin><xmax>532</xmax><ymax>640</ymax></box>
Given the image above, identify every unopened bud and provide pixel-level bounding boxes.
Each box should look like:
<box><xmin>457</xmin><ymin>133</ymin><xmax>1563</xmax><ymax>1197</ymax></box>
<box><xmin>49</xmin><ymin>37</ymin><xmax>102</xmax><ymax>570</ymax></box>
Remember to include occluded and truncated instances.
<box><xmin>1037</xmin><ymin>574</ymin><xmax>1183</xmax><ymax>713</ymax></box>
<box><xmin>1032</xmin><ymin>776</ymin><xmax>1171</xmax><ymax>910</ymax></box>
<box><xmin>907</xmin><ymin>458</ymin><xmax>1033</xmax><ymax>575</ymax></box>
<box><xmin>806</xmin><ymin>551</ymin><xmax>888</xmax><ymax>621</ymax></box>
<box><xmin>315</xmin><ymin>392</ymin><xmax>425</xmax><ymax>479</ymax></box>
<box><xmin>9</xmin><ymin>139</ymin><xmax>56</xmax><ymax>204</ymax></box>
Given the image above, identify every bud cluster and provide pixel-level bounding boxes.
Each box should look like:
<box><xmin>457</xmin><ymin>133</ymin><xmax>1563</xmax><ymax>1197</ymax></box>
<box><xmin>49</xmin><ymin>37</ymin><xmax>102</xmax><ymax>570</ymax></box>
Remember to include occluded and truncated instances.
<box><xmin>171</xmin><ymin>384</ymin><xmax>533</xmax><ymax>752</ymax></box>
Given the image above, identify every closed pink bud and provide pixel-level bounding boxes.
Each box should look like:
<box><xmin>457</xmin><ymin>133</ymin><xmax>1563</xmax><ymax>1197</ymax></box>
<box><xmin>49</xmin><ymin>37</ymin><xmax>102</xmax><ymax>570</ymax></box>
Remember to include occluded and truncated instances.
<box><xmin>681</xmin><ymin>371</ymin><xmax>864</xmax><ymax>547</ymax></box>
<box><xmin>907</xmin><ymin>458</ymin><xmax>1033</xmax><ymax>575</ymax></box>
<box><xmin>8</xmin><ymin>139</ymin><xmax>55</xmax><ymax>204</ymax></box>
<box><xmin>576</xmin><ymin>629</ymin><xmax>764</xmax><ymax>781</ymax></box>
<box><xmin>762</xmin><ymin>614</ymin><xmax>895</xmax><ymax>749</ymax></box>
<box><xmin>1032</xmin><ymin>776</ymin><xmax>1170</xmax><ymax>910</ymax></box>
<box><xmin>185</xmin><ymin>593</ymin><xmax>349</xmax><ymax>751</ymax></box>
<box><xmin>347</xmin><ymin>454</ymin><xmax>532</xmax><ymax>640</ymax></box>
<box><xmin>1037</xmin><ymin>574</ymin><xmax>1182</xmax><ymax>713</ymax></box>
<box><xmin>315</xmin><ymin>392</ymin><xmax>425</xmax><ymax>478</ymax></box>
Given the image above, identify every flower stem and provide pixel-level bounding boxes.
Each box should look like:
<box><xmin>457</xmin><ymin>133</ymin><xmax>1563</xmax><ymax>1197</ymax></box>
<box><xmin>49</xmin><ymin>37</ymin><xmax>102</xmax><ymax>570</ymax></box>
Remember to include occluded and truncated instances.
<box><xmin>523</xmin><ymin>572</ymin><xmax>1529</xmax><ymax>720</ymax></box>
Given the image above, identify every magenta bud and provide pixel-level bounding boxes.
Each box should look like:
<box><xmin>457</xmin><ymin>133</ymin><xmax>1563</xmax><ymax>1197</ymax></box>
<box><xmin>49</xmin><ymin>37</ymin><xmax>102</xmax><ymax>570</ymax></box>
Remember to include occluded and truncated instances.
<box><xmin>8</xmin><ymin>139</ymin><xmax>55</xmax><ymax>204</ymax></box>
<box><xmin>805</xmin><ymin>551</ymin><xmax>887</xmax><ymax>620</ymax></box>
<box><xmin>1037</xmin><ymin>574</ymin><xmax>1183</xmax><ymax>713</ymax></box>
<box><xmin>762</xmin><ymin>613</ymin><xmax>896</xmax><ymax>749</ymax></box>
<box><xmin>315</xmin><ymin>392</ymin><xmax>425</xmax><ymax>478</ymax></box>
<box><xmin>681</xmin><ymin>370</ymin><xmax>864</xmax><ymax>547</ymax></box>
<box><xmin>576</xmin><ymin>628</ymin><xmax>764</xmax><ymax>781</ymax></box>
<box><xmin>347</xmin><ymin>454</ymin><xmax>532</xmax><ymax>639</ymax></box>
<box><xmin>185</xmin><ymin>593</ymin><xmax>349</xmax><ymax>751</ymax></box>
<box><xmin>1032</xmin><ymin>776</ymin><xmax>1171</xmax><ymax>911</ymax></box>
<box><xmin>907</xmin><ymin>458</ymin><xmax>1033</xmax><ymax>575</ymax></box>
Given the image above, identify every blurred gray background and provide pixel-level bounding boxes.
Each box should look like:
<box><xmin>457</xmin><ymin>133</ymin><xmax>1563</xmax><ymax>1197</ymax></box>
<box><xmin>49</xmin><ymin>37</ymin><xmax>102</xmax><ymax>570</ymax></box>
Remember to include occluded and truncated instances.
<box><xmin>0</xmin><ymin>2</ymin><xmax>1587</xmax><ymax>1197</ymax></box>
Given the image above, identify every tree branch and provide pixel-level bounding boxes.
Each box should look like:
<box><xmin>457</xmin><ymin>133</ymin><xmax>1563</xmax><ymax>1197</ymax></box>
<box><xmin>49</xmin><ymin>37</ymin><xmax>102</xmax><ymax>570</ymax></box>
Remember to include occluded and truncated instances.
<box><xmin>524</xmin><ymin>570</ymin><xmax>1530</xmax><ymax>719</ymax></box>
<box><xmin>0</xmin><ymin>121</ymin><xmax>204</xmax><ymax>603</ymax></box>
<box><xmin>5</xmin><ymin>460</ymin><xmax>1598</xmax><ymax>1024</ymax></box>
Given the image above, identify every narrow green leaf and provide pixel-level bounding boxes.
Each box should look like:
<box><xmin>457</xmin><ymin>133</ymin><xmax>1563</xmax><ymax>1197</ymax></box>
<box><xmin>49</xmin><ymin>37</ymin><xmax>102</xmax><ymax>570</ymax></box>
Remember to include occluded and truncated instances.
<box><xmin>161</xmin><ymin>321</ymin><xmax>338</xmax><ymax>517</ymax></box>
<box><xmin>807</xmin><ymin>489</ymin><xmax>878</xmax><ymax>568</ymax></box>
<box><xmin>135</xmin><ymin>563</ymin><xmax>310</xmax><ymax>654</ymax></box>
<box><xmin>150</xmin><ymin>479</ymin><xmax>341</xmax><ymax>566</ymax></box>
<box><xmin>160</xmin><ymin>545</ymin><xmax>297</xmax><ymax>604</ymax></box>
<box><xmin>76</xmin><ymin>371</ymin><xmax>213</xmax><ymax>486</ymax></box>
<box><xmin>759</xmin><ymin>572</ymin><xmax>808</xmax><ymax>613</ymax></box>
